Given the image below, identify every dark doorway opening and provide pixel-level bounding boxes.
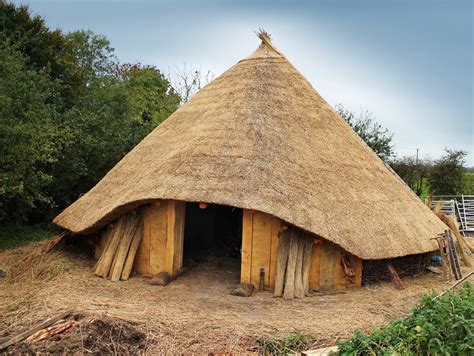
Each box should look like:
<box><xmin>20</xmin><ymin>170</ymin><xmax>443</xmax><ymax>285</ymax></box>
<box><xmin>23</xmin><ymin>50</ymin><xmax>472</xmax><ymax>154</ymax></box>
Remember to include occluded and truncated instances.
<box><xmin>183</xmin><ymin>203</ymin><xmax>242</xmax><ymax>269</ymax></box>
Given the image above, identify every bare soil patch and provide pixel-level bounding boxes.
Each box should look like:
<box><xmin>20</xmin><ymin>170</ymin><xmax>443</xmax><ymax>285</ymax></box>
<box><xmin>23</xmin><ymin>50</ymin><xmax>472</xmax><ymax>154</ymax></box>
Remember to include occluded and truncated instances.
<box><xmin>0</xmin><ymin>239</ymin><xmax>453</xmax><ymax>353</ymax></box>
<box><xmin>3</xmin><ymin>314</ymin><xmax>145</xmax><ymax>354</ymax></box>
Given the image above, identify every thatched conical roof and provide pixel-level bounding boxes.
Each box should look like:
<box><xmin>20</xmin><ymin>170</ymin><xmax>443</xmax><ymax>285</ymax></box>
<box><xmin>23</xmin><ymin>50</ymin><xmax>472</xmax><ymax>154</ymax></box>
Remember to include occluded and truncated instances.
<box><xmin>54</xmin><ymin>32</ymin><xmax>445</xmax><ymax>260</ymax></box>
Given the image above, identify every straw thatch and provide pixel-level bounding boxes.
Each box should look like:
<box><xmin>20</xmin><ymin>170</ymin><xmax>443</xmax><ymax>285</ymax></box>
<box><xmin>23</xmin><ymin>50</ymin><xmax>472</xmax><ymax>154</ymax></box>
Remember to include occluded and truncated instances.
<box><xmin>53</xmin><ymin>31</ymin><xmax>446</xmax><ymax>260</ymax></box>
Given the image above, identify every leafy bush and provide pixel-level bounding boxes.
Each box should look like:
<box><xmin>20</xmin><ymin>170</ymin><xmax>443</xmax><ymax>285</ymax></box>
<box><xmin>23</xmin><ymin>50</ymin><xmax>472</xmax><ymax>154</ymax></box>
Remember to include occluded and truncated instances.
<box><xmin>428</xmin><ymin>149</ymin><xmax>467</xmax><ymax>195</ymax></box>
<box><xmin>338</xmin><ymin>283</ymin><xmax>474</xmax><ymax>355</ymax></box>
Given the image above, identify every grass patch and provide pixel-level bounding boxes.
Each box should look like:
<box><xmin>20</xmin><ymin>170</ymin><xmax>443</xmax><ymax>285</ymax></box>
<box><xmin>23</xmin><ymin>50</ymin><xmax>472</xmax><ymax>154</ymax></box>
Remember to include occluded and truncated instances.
<box><xmin>0</xmin><ymin>223</ymin><xmax>59</xmax><ymax>251</ymax></box>
<box><xmin>464</xmin><ymin>172</ymin><xmax>474</xmax><ymax>195</ymax></box>
<box><xmin>258</xmin><ymin>332</ymin><xmax>316</xmax><ymax>354</ymax></box>
<box><xmin>338</xmin><ymin>283</ymin><xmax>474</xmax><ymax>355</ymax></box>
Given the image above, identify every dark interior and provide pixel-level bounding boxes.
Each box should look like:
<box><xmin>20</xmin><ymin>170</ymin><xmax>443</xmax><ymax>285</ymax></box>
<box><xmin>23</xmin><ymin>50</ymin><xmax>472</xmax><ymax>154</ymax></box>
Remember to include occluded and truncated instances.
<box><xmin>183</xmin><ymin>203</ymin><xmax>242</xmax><ymax>264</ymax></box>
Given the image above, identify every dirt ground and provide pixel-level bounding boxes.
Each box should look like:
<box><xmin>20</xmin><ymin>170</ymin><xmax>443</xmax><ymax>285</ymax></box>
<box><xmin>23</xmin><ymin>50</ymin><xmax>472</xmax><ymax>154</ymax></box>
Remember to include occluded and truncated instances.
<box><xmin>0</xmin><ymin>239</ymin><xmax>457</xmax><ymax>354</ymax></box>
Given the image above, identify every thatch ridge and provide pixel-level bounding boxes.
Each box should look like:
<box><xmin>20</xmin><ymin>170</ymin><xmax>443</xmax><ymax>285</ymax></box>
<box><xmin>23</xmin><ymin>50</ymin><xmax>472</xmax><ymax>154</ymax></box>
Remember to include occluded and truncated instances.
<box><xmin>53</xmin><ymin>34</ymin><xmax>446</xmax><ymax>260</ymax></box>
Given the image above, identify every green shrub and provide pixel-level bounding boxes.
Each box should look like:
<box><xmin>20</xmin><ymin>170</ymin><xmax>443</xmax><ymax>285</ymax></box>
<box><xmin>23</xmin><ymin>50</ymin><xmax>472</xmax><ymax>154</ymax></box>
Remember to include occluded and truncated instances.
<box><xmin>338</xmin><ymin>283</ymin><xmax>474</xmax><ymax>355</ymax></box>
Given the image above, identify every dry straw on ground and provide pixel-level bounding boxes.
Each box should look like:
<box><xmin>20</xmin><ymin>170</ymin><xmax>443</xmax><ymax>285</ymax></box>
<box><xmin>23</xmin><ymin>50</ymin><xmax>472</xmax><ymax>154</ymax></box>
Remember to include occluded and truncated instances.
<box><xmin>1</xmin><ymin>239</ymin><xmax>458</xmax><ymax>353</ymax></box>
<box><xmin>54</xmin><ymin>32</ymin><xmax>446</xmax><ymax>260</ymax></box>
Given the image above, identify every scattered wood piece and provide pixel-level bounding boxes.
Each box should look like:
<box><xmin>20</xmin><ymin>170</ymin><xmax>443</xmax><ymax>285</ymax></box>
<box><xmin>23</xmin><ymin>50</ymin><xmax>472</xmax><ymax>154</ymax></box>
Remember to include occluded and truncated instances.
<box><xmin>110</xmin><ymin>218</ymin><xmax>137</xmax><ymax>281</ymax></box>
<box><xmin>341</xmin><ymin>254</ymin><xmax>355</xmax><ymax>283</ymax></box>
<box><xmin>120</xmin><ymin>224</ymin><xmax>143</xmax><ymax>280</ymax></box>
<box><xmin>94</xmin><ymin>211</ymin><xmax>143</xmax><ymax>280</ymax></box>
<box><xmin>431</xmin><ymin>208</ymin><xmax>473</xmax><ymax>264</ymax></box>
<box><xmin>26</xmin><ymin>320</ymin><xmax>76</xmax><ymax>343</ymax></box>
<box><xmin>426</xmin><ymin>266</ymin><xmax>443</xmax><ymax>274</ymax></box>
<box><xmin>435</xmin><ymin>271</ymin><xmax>474</xmax><ymax>299</ymax></box>
<box><xmin>387</xmin><ymin>263</ymin><xmax>404</xmax><ymax>290</ymax></box>
<box><xmin>94</xmin><ymin>224</ymin><xmax>121</xmax><ymax>278</ymax></box>
<box><xmin>38</xmin><ymin>232</ymin><xmax>71</xmax><ymax>255</ymax></box>
<box><xmin>0</xmin><ymin>311</ymin><xmax>71</xmax><ymax>350</ymax></box>
<box><xmin>446</xmin><ymin>215</ymin><xmax>474</xmax><ymax>253</ymax></box>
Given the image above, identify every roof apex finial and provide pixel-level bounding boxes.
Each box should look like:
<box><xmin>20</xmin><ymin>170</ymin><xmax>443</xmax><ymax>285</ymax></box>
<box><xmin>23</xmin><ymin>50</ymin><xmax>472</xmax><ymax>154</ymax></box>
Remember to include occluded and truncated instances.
<box><xmin>255</xmin><ymin>28</ymin><xmax>273</xmax><ymax>47</ymax></box>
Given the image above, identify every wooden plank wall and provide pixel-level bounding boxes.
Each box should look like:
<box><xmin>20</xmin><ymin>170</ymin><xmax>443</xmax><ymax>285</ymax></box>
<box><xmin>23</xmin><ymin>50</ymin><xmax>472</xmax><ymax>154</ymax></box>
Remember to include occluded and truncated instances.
<box><xmin>95</xmin><ymin>205</ymin><xmax>363</xmax><ymax>289</ymax></box>
<box><xmin>308</xmin><ymin>239</ymin><xmax>322</xmax><ymax>289</ymax></box>
<box><xmin>319</xmin><ymin>240</ymin><xmax>363</xmax><ymax>290</ymax></box>
<box><xmin>133</xmin><ymin>200</ymin><xmax>185</xmax><ymax>277</ymax></box>
<box><xmin>241</xmin><ymin>210</ymin><xmax>281</xmax><ymax>290</ymax></box>
<box><xmin>240</xmin><ymin>209</ymin><xmax>362</xmax><ymax>291</ymax></box>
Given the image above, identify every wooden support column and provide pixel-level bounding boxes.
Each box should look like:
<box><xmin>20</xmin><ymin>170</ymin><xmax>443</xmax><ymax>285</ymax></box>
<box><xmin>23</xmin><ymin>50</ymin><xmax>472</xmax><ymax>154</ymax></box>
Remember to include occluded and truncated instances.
<box><xmin>308</xmin><ymin>239</ymin><xmax>321</xmax><ymax>289</ymax></box>
<box><xmin>268</xmin><ymin>217</ymin><xmax>281</xmax><ymax>289</ymax></box>
<box><xmin>241</xmin><ymin>209</ymin><xmax>253</xmax><ymax>284</ymax></box>
<box><xmin>133</xmin><ymin>200</ymin><xmax>185</xmax><ymax>277</ymax></box>
<box><xmin>134</xmin><ymin>200</ymin><xmax>167</xmax><ymax>276</ymax></box>
<box><xmin>334</xmin><ymin>248</ymin><xmax>347</xmax><ymax>289</ymax></box>
<box><xmin>164</xmin><ymin>200</ymin><xmax>185</xmax><ymax>276</ymax></box>
<box><xmin>241</xmin><ymin>210</ymin><xmax>282</xmax><ymax>290</ymax></box>
<box><xmin>352</xmin><ymin>257</ymin><xmax>363</xmax><ymax>288</ymax></box>
<box><xmin>319</xmin><ymin>240</ymin><xmax>337</xmax><ymax>290</ymax></box>
<box><xmin>250</xmin><ymin>211</ymin><xmax>272</xmax><ymax>289</ymax></box>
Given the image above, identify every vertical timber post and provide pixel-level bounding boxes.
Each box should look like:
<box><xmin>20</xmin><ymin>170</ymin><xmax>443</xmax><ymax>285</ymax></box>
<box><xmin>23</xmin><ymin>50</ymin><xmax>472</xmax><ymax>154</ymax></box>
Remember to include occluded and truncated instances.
<box><xmin>165</xmin><ymin>200</ymin><xmax>186</xmax><ymax>276</ymax></box>
<box><xmin>241</xmin><ymin>209</ymin><xmax>253</xmax><ymax>284</ymax></box>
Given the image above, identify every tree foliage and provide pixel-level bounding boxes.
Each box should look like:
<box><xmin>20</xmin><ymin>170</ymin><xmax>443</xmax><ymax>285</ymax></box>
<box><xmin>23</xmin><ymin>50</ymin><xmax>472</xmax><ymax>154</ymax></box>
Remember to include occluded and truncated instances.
<box><xmin>336</xmin><ymin>104</ymin><xmax>394</xmax><ymax>161</ymax></box>
<box><xmin>390</xmin><ymin>156</ymin><xmax>431</xmax><ymax>196</ymax></box>
<box><xmin>0</xmin><ymin>1</ymin><xmax>180</xmax><ymax>222</ymax></box>
<box><xmin>0</xmin><ymin>42</ymin><xmax>58</xmax><ymax>221</ymax></box>
<box><xmin>391</xmin><ymin>149</ymin><xmax>468</xmax><ymax>196</ymax></box>
<box><xmin>428</xmin><ymin>149</ymin><xmax>467</xmax><ymax>195</ymax></box>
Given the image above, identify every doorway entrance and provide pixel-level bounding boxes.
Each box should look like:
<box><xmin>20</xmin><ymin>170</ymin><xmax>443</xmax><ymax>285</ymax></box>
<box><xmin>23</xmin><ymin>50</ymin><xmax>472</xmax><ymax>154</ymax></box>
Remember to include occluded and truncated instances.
<box><xmin>183</xmin><ymin>203</ymin><xmax>243</xmax><ymax>269</ymax></box>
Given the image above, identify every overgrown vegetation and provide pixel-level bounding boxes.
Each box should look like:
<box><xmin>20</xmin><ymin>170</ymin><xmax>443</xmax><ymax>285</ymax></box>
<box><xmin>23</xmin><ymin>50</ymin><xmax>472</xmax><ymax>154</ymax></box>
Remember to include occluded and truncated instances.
<box><xmin>338</xmin><ymin>283</ymin><xmax>474</xmax><ymax>355</ymax></box>
<box><xmin>428</xmin><ymin>149</ymin><xmax>468</xmax><ymax>195</ymax></box>
<box><xmin>0</xmin><ymin>224</ymin><xmax>58</xmax><ymax>251</ymax></box>
<box><xmin>0</xmin><ymin>1</ymin><xmax>180</xmax><ymax>224</ymax></box>
<box><xmin>258</xmin><ymin>332</ymin><xmax>316</xmax><ymax>354</ymax></box>
<box><xmin>390</xmin><ymin>149</ymin><xmax>469</xmax><ymax>196</ymax></box>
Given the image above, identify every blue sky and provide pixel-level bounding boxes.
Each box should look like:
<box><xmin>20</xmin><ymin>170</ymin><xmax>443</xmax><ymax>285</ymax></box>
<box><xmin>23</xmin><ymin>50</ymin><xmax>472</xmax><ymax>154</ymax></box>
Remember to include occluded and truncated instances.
<box><xmin>13</xmin><ymin>0</ymin><xmax>473</xmax><ymax>165</ymax></box>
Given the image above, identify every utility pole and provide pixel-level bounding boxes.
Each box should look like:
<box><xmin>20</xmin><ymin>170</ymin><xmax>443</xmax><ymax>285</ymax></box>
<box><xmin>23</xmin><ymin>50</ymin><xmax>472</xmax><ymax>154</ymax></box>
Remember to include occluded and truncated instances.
<box><xmin>415</xmin><ymin>148</ymin><xmax>421</xmax><ymax>197</ymax></box>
